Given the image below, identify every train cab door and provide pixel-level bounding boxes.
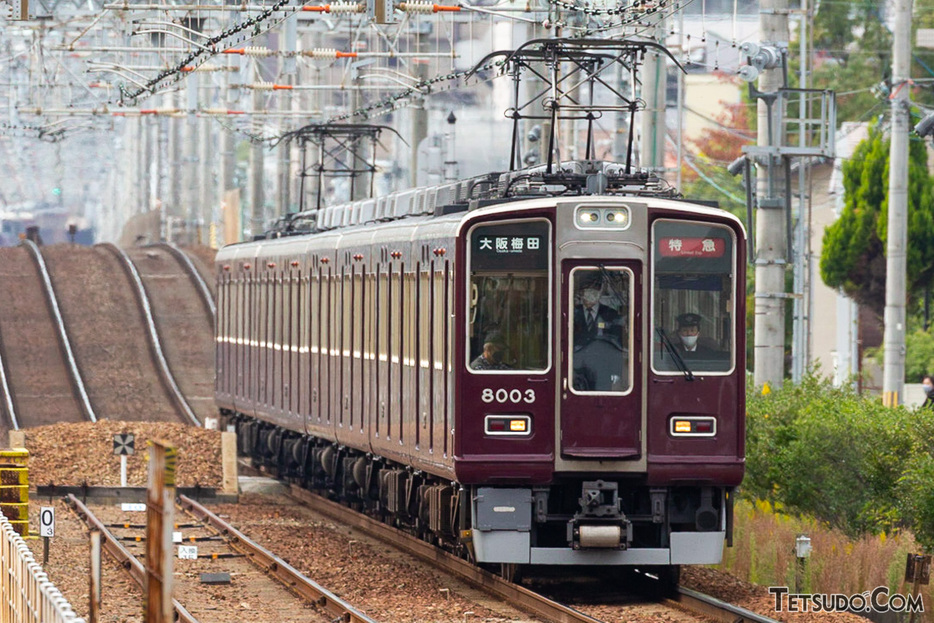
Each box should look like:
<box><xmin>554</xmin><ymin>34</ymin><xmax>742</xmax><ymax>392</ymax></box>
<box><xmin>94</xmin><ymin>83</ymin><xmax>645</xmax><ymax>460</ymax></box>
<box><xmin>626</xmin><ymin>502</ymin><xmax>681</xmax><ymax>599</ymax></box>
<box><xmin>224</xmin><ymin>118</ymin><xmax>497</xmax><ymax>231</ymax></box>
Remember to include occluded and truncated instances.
<box><xmin>560</xmin><ymin>262</ymin><xmax>642</xmax><ymax>459</ymax></box>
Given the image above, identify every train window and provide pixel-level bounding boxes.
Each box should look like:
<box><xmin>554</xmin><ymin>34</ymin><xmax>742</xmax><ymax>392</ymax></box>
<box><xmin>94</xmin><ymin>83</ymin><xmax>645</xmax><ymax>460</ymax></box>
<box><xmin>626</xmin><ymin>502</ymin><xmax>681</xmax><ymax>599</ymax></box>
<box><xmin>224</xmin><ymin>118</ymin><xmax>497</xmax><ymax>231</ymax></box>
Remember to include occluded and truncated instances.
<box><xmin>467</xmin><ymin>220</ymin><xmax>550</xmax><ymax>373</ymax></box>
<box><xmin>569</xmin><ymin>268</ymin><xmax>632</xmax><ymax>394</ymax></box>
<box><xmin>651</xmin><ymin>219</ymin><xmax>735</xmax><ymax>375</ymax></box>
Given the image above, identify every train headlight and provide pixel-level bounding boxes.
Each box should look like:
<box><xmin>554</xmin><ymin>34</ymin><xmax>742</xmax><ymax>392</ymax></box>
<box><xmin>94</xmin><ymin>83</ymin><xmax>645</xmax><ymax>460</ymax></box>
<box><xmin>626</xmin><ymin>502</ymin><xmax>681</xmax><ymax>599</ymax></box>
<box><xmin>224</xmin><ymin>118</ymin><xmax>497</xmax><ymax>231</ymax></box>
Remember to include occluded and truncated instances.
<box><xmin>579</xmin><ymin>210</ymin><xmax>601</xmax><ymax>224</ymax></box>
<box><xmin>485</xmin><ymin>415</ymin><xmax>532</xmax><ymax>436</ymax></box>
<box><xmin>669</xmin><ymin>416</ymin><xmax>717</xmax><ymax>437</ymax></box>
<box><xmin>605</xmin><ymin>210</ymin><xmax>630</xmax><ymax>227</ymax></box>
<box><xmin>574</xmin><ymin>205</ymin><xmax>632</xmax><ymax>230</ymax></box>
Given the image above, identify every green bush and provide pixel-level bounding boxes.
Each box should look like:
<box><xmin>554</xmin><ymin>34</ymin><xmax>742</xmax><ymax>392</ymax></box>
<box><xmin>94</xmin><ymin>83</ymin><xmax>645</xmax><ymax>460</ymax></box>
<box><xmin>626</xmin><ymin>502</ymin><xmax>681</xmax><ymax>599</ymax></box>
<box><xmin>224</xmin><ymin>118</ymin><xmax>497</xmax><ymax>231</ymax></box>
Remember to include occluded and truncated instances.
<box><xmin>905</xmin><ymin>329</ymin><xmax>934</xmax><ymax>382</ymax></box>
<box><xmin>745</xmin><ymin>373</ymin><xmax>929</xmax><ymax>541</ymax></box>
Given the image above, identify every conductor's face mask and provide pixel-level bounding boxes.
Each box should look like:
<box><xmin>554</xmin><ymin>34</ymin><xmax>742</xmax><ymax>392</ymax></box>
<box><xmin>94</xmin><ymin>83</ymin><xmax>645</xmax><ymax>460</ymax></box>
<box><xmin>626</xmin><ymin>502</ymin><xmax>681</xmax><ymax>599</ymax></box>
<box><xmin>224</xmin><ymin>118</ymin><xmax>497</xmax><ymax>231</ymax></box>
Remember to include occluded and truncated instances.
<box><xmin>581</xmin><ymin>289</ymin><xmax>600</xmax><ymax>307</ymax></box>
<box><xmin>680</xmin><ymin>334</ymin><xmax>698</xmax><ymax>349</ymax></box>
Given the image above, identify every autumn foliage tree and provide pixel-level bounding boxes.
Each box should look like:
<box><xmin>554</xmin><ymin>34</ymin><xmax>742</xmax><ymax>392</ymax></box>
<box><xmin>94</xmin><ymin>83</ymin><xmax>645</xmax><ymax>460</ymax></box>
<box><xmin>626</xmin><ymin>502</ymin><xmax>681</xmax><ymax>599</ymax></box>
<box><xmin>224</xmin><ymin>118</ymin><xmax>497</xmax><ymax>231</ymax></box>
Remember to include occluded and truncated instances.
<box><xmin>680</xmin><ymin>83</ymin><xmax>755</xmax><ymax>219</ymax></box>
<box><xmin>819</xmin><ymin>121</ymin><xmax>934</xmax><ymax>318</ymax></box>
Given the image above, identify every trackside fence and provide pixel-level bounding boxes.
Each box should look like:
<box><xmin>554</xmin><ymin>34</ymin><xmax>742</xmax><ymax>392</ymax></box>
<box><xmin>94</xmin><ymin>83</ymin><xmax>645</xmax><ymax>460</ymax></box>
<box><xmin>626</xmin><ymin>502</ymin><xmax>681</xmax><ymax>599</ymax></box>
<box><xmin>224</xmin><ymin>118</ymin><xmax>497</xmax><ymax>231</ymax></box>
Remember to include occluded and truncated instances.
<box><xmin>0</xmin><ymin>513</ymin><xmax>84</xmax><ymax>623</ymax></box>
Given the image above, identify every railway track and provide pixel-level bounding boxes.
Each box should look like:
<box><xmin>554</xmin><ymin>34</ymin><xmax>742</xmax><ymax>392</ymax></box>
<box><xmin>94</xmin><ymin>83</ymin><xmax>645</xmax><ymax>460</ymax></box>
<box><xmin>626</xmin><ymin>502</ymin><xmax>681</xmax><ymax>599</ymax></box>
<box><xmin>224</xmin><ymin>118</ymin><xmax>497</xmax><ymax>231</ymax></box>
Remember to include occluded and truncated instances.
<box><xmin>99</xmin><ymin>242</ymin><xmax>200</xmax><ymax>426</ymax></box>
<box><xmin>42</xmin><ymin>244</ymin><xmax>181</xmax><ymax>423</ymax></box>
<box><xmin>64</xmin><ymin>494</ymin><xmax>376</xmax><ymax>623</ymax></box>
<box><xmin>150</xmin><ymin>243</ymin><xmax>216</xmax><ymax>320</ymax></box>
<box><xmin>285</xmin><ymin>484</ymin><xmax>779</xmax><ymax>623</ymax></box>
<box><xmin>0</xmin><ymin>244</ymin><xmax>93</xmax><ymax>433</ymax></box>
<box><xmin>122</xmin><ymin>244</ymin><xmax>215</xmax><ymax>424</ymax></box>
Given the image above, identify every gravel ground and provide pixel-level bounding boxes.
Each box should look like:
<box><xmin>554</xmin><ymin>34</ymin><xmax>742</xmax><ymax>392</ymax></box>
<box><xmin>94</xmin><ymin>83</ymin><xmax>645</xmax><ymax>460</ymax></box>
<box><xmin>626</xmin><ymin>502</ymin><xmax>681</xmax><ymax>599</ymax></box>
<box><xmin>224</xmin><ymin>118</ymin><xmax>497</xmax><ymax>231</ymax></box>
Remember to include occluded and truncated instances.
<box><xmin>42</xmin><ymin>245</ymin><xmax>180</xmax><ymax>423</ymax></box>
<box><xmin>126</xmin><ymin>246</ymin><xmax>216</xmax><ymax>423</ymax></box>
<box><xmin>21</xmin><ymin>420</ymin><xmax>223</xmax><ymax>488</ymax></box>
<box><xmin>680</xmin><ymin>567</ymin><xmax>870</xmax><ymax>623</ymax></box>
<box><xmin>13</xmin><ymin>420</ymin><xmax>872</xmax><ymax>623</ymax></box>
<box><xmin>0</xmin><ymin>246</ymin><xmax>86</xmax><ymax>432</ymax></box>
<box><xmin>25</xmin><ymin>492</ymin><xmax>542</xmax><ymax>623</ymax></box>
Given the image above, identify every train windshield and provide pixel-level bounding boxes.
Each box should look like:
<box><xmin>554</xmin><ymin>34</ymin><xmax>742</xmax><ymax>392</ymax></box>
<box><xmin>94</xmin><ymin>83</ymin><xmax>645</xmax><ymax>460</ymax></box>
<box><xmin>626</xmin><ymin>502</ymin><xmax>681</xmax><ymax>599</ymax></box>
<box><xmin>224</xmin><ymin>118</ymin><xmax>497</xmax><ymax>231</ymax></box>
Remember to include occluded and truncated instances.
<box><xmin>651</xmin><ymin>219</ymin><xmax>735</xmax><ymax>374</ymax></box>
<box><xmin>467</xmin><ymin>220</ymin><xmax>550</xmax><ymax>373</ymax></box>
<box><xmin>569</xmin><ymin>267</ymin><xmax>632</xmax><ymax>393</ymax></box>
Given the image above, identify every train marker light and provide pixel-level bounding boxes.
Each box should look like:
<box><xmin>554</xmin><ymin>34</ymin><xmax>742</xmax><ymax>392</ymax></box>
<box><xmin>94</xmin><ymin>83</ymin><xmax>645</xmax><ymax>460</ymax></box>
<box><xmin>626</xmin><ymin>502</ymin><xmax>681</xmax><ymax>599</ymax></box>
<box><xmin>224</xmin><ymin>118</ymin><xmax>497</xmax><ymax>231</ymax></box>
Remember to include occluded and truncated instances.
<box><xmin>484</xmin><ymin>415</ymin><xmax>532</xmax><ymax>436</ymax></box>
<box><xmin>670</xmin><ymin>416</ymin><xmax>717</xmax><ymax>437</ymax></box>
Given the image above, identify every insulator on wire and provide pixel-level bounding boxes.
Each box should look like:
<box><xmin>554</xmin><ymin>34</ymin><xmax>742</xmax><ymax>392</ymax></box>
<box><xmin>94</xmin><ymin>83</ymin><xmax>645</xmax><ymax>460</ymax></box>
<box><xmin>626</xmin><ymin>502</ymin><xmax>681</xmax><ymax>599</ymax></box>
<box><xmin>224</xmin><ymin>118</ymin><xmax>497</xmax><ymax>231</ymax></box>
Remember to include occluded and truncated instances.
<box><xmin>398</xmin><ymin>1</ymin><xmax>460</xmax><ymax>11</ymax></box>
<box><xmin>329</xmin><ymin>2</ymin><xmax>364</xmax><ymax>12</ymax></box>
<box><xmin>303</xmin><ymin>48</ymin><xmax>358</xmax><ymax>59</ymax></box>
<box><xmin>244</xmin><ymin>46</ymin><xmax>274</xmax><ymax>57</ymax></box>
<box><xmin>253</xmin><ymin>82</ymin><xmax>274</xmax><ymax>90</ymax></box>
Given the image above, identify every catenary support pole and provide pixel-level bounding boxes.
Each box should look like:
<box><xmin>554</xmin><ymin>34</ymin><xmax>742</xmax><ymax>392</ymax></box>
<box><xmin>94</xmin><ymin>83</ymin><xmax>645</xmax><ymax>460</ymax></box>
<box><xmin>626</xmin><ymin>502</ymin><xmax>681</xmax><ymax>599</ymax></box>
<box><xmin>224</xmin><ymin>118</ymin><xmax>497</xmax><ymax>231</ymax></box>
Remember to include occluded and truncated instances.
<box><xmin>753</xmin><ymin>0</ymin><xmax>789</xmax><ymax>390</ymax></box>
<box><xmin>883</xmin><ymin>0</ymin><xmax>913</xmax><ymax>405</ymax></box>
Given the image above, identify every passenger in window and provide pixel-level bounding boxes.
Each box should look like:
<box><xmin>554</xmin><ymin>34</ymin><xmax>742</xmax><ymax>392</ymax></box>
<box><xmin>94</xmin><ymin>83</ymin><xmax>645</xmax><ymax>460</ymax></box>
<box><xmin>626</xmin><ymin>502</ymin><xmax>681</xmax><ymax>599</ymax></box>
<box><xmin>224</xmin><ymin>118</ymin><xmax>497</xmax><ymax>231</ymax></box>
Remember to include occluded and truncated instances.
<box><xmin>471</xmin><ymin>334</ymin><xmax>512</xmax><ymax>370</ymax></box>
<box><xmin>573</xmin><ymin>282</ymin><xmax>623</xmax><ymax>349</ymax></box>
<box><xmin>673</xmin><ymin>313</ymin><xmax>721</xmax><ymax>358</ymax></box>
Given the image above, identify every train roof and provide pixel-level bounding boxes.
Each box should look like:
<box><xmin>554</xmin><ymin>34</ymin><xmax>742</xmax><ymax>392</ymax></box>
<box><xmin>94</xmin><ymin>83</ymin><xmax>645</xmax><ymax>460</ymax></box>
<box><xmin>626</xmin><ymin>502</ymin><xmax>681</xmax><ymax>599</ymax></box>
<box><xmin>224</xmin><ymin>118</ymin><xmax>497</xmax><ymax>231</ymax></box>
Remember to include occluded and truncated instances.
<box><xmin>218</xmin><ymin>160</ymin><xmax>745</xmax><ymax>261</ymax></box>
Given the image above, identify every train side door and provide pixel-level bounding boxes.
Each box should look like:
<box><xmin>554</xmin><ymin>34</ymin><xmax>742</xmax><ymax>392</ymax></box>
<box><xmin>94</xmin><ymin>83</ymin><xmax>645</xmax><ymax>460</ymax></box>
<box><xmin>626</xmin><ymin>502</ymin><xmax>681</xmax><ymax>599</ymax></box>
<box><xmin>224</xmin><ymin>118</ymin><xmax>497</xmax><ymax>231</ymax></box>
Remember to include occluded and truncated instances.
<box><xmin>560</xmin><ymin>262</ymin><xmax>641</xmax><ymax>459</ymax></box>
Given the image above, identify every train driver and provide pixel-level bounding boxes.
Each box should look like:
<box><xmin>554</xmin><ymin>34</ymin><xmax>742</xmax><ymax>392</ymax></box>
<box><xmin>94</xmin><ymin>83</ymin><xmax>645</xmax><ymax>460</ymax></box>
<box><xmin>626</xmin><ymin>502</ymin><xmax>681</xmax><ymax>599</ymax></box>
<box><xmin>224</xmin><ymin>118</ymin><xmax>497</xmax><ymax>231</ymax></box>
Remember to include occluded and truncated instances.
<box><xmin>573</xmin><ymin>281</ymin><xmax>624</xmax><ymax>348</ymax></box>
<box><xmin>470</xmin><ymin>334</ymin><xmax>512</xmax><ymax>370</ymax></box>
<box><xmin>673</xmin><ymin>313</ymin><xmax>721</xmax><ymax>358</ymax></box>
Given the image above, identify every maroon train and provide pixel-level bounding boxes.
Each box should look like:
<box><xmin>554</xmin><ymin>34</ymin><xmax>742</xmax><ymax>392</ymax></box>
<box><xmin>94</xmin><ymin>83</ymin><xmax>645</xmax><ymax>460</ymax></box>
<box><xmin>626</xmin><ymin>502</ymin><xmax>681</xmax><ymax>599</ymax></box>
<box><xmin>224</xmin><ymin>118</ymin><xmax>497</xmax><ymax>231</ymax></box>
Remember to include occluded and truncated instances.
<box><xmin>215</xmin><ymin>161</ymin><xmax>746</xmax><ymax>576</ymax></box>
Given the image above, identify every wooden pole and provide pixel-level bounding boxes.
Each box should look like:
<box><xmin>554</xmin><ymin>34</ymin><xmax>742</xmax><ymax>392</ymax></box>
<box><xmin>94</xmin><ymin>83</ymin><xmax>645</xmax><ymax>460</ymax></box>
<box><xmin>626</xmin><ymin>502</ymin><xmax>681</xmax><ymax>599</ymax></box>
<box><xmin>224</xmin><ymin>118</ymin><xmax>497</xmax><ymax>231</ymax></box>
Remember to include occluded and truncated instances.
<box><xmin>145</xmin><ymin>441</ymin><xmax>177</xmax><ymax>623</ymax></box>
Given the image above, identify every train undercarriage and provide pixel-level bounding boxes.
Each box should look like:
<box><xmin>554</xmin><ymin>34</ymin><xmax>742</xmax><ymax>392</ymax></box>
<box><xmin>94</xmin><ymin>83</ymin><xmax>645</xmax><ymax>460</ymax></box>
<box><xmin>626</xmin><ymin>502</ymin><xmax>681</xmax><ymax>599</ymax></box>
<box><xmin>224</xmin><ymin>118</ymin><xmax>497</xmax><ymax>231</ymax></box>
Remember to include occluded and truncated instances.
<box><xmin>225</xmin><ymin>411</ymin><xmax>732</xmax><ymax>584</ymax></box>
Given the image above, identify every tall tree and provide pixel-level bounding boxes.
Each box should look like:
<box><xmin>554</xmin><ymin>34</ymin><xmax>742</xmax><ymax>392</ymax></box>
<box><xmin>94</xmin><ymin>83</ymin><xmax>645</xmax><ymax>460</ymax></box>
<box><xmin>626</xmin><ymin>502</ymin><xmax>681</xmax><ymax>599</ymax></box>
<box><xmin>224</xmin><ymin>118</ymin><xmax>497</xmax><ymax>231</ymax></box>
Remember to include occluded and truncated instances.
<box><xmin>680</xmin><ymin>94</ymin><xmax>754</xmax><ymax>220</ymax></box>
<box><xmin>819</xmin><ymin>121</ymin><xmax>934</xmax><ymax>317</ymax></box>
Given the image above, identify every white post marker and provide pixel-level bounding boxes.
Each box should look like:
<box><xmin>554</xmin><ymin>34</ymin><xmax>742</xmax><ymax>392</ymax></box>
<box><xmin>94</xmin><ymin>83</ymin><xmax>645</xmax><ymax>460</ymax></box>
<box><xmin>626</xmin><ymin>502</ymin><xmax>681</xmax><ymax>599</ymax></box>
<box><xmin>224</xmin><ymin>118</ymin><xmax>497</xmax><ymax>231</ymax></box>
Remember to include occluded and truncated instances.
<box><xmin>40</xmin><ymin>506</ymin><xmax>55</xmax><ymax>537</ymax></box>
<box><xmin>40</xmin><ymin>506</ymin><xmax>54</xmax><ymax>565</ymax></box>
<box><xmin>113</xmin><ymin>433</ymin><xmax>136</xmax><ymax>487</ymax></box>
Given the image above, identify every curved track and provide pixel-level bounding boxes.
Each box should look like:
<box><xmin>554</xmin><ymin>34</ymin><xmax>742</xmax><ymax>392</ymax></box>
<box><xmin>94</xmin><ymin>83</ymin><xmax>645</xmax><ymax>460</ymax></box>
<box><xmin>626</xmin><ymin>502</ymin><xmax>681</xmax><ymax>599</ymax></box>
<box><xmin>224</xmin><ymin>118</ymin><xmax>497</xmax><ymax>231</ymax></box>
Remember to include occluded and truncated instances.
<box><xmin>123</xmin><ymin>245</ymin><xmax>213</xmax><ymax>424</ymax></box>
<box><xmin>150</xmin><ymin>243</ymin><xmax>216</xmax><ymax>321</ymax></box>
<box><xmin>42</xmin><ymin>244</ymin><xmax>181</xmax><ymax>423</ymax></box>
<box><xmin>23</xmin><ymin>241</ymin><xmax>97</xmax><ymax>422</ymax></box>
<box><xmin>98</xmin><ymin>243</ymin><xmax>200</xmax><ymax>426</ymax></box>
<box><xmin>0</xmin><ymin>245</ymin><xmax>90</xmax><ymax>434</ymax></box>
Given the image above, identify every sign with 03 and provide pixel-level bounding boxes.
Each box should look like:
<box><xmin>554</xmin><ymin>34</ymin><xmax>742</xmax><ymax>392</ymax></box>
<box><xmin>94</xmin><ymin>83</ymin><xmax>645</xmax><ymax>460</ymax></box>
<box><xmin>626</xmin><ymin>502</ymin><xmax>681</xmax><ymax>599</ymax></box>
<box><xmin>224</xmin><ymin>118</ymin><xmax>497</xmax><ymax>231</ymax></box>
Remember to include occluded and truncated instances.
<box><xmin>39</xmin><ymin>507</ymin><xmax>54</xmax><ymax>538</ymax></box>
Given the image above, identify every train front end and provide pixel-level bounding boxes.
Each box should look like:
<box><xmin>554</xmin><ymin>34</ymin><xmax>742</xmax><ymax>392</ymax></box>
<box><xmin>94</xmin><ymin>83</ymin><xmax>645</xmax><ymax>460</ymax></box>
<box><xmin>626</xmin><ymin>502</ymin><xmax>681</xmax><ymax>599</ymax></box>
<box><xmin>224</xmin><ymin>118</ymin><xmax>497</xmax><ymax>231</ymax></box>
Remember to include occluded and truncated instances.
<box><xmin>454</xmin><ymin>195</ymin><xmax>746</xmax><ymax>568</ymax></box>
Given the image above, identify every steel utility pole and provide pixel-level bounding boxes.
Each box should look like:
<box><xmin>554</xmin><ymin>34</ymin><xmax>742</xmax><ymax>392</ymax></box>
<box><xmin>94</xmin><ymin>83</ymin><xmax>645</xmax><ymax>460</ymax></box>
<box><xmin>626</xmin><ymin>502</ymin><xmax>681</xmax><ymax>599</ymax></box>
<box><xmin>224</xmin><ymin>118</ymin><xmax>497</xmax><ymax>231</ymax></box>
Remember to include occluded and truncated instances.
<box><xmin>639</xmin><ymin>14</ymin><xmax>667</xmax><ymax>171</ymax></box>
<box><xmin>753</xmin><ymin>0</ymin><xmax>789</xmax><ymax>390</ymax></box>
<box><xmin>883</xmin><ymin>0</ymin><xmax>913</xmax><ymax>405</ymax></box>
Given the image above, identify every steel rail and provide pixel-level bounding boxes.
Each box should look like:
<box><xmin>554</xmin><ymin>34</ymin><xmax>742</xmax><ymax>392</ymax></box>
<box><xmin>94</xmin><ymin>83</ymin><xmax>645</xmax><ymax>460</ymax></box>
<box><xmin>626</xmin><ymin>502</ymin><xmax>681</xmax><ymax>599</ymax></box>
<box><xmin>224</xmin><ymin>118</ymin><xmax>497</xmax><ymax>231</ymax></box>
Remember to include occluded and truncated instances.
<box><xmin>150</xmin><ymin>243</ymin><xmax>216</xmax><ymax>321</ymax></box>
<box><xmin>286</xmin><ymin>485</ymin><xmax>604</xmax><ymax>623</ymax></box>
<box><xmin>96</xmin><ymin>243</ymin><xmax>201</xmax><ymax>426</ymax></box>
<box><xmin>287</xmin><ymin>485</ymin><xmax>780</xmax><ymax>623</ymax></box>
<box><xmin>22</xmin><ymin>240</ymin><xmax>98</xmax><ymax>422</ymax></box>
<box><xmin>0</xmin><ymin>323</ymin><xmax>18</xmax><ymax>430</ymax></box>
<box><xmin>177</xmin><ymin>495</ymin><xmax>379</xmax><ymax>623</ymax></box>
<box><xmin>65</xmin><ymin>494</ymin><xmax>199</xmax><ymax>623</ymax></box>
<box><xmin>670</xmin><ymin>587</ymin><xmax>781</xmax><ymax>623</ymax></box>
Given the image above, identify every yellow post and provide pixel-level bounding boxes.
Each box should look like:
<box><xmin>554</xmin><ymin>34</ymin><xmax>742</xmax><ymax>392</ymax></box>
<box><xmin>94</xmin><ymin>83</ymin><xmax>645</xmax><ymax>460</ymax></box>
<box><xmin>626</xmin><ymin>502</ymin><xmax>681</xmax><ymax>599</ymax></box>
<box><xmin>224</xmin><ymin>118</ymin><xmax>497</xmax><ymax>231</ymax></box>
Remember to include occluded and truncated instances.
<box><xmin>0</xmin><ymin>449</ymin><xmax>28</xmax><ymax>536</ymax></box>
<box><xmin>882</xmin><ymin>391</ymin><xmax>899</xmax><ymax>407</ymax></box>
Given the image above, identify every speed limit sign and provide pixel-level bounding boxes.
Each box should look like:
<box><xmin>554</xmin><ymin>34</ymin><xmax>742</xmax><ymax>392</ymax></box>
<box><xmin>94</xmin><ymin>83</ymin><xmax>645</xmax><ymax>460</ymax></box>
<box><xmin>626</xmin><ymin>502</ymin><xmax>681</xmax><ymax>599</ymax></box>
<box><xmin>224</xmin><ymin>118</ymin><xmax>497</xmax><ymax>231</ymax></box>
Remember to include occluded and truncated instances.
<box><xmin>39</xmin><ymin>507</ymin><xmax>54</xmax><ymax>538</ymax></box>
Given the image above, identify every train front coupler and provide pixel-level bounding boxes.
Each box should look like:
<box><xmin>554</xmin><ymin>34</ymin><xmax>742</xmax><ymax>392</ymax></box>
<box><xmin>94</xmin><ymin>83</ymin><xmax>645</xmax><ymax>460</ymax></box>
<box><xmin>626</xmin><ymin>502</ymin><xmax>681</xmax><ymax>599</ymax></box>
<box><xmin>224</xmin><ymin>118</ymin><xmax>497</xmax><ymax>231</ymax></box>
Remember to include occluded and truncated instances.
<box><xmin>567</xmin><ymin>480</ymin><xmax>632</xmax><ymax>550</ymax></box>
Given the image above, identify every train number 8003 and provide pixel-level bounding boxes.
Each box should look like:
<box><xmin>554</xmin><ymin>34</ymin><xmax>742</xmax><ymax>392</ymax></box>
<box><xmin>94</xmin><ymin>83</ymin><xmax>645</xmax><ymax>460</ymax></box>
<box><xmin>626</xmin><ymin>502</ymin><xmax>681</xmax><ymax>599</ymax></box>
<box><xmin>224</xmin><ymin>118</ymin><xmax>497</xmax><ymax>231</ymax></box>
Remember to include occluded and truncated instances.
<box><xmin>481</xmin><ymin>388</ymin><xmax>536</xmax><ymax>404</ymax></box>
